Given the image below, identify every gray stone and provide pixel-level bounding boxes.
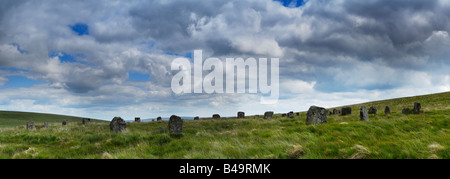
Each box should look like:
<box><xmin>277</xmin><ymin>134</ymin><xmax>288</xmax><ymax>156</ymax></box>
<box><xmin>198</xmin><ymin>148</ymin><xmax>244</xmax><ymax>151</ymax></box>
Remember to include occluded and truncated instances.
<box><xmin>368</xmin><ymin>106</ymin><xmax>377</xmax><ymax>115</ymax></box>
<box><xmin>168</xmin><ymin>115</ymin><xmax>183</xmax><ymax>135</ymax></box>
<box><xmin>44</xmin><ymin>121</ymin><xmax>48</xmax><ymax>128</ymax></box>
<box><xmin>385</xmin><ymin>106</ymin><xmax>391</xmax><ymax>114</ymax></box>
<box><xmin>342</xmin><ymin>107</ymin><xmax>352</xmax><ymax>116</ymax></box>
<box><xmin>237</xmin><ymin>112</ymin><xmax>245</xmax><ymax>118</ymax></box>
<box><xmin>333</xmin><ymin>109</ymin><xmax>338</xmax><ymax>115</ymax></box>
<box><xmin>282</xmin><ymin>113</ymin><xmax>287</xmax><ymax>117</ymax></box>
<box><xmin>26</xmin><ymin>121</ymin><xmax>35</xmax><ymax>130</ymax></box>
<box><xmin>157</xmin><ymin>116</ymin><xmax>162</xmax><ymax>121</ymax></box>
<box><xmin>110</xmin><ymin>117</ymin><xmax>127</xmax><ymax>133</ymax></box>
<box><xmin>212</xmin><ymin>114</ymin><xmax>221</xmax><ymax>119</ymax></box>
<box><xmin>288</xmin><ymin>111</ymin><xmax>294</xmax><ymax>118</ymax></box>
<box><xmin>194</xmin><ymin>116</ymin><xmax>200</xmax><ymax>120</ymax></box>
<box><xmin>264</xmin><ymin>111</ymin><xmax>274</xmax><ymax>119</ymax></box>
<box><xmin>82</xmin><ymin>118</ymin><xmax>91</xmax><ymax>125</ymax></box>
<box><xmin>135</xmin><ymin>117</ymin><xmax>141</xmax><ymax>122</ymax></box>
<box><xmin>296</xmin><ymin>112</ymin><xmax>300</xmax><ymax>116</ymax></box>
<box><xmin>413</xmin><ymin>103</ymin><xmax>421</xmax><ymax>114</ymax></box>
<box><xmin>62</xmin><ymin>120</ymin><xmax>68</xmax><ymax>126</ymax></box>
<box><xmin>360</xmin><ymin>106</ymin><xmax>369</xmax><ymax>121</ymax></box>
<box><xmin>402</xmin><ymin>108</ymin><xmax>412</xmax><ymax>115</ymax></box>
<box><xmin>306</xmin><ymin>106</ymin><xmax>327</xmax><ymax>125</ymax></box>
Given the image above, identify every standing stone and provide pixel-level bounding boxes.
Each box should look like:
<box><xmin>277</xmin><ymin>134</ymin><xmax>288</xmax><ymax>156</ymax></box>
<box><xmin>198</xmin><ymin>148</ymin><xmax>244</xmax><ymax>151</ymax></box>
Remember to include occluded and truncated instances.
<box><xmin>135</xmin><ymin>117</ymin><xmax>141</xmax><ymax>122</ymax></box>
<box><xmin>402</xmin><ymin>108</ymin><xmax>412</xmax><ymax>115</ymax></box>
<box><xmin>237</xmin><ymin>112</ymin><xmax>245</xmax><ymax>119</ymax></box>
<box><xmin>360</xmin><ymin>106</ymin><xmax>369</xmax><ymax>121</ymax></box>
<box><xmin>333</xmin><ymin>109</ymin><xmax>338</xmax><ymax>115</ymax></box>
<box><xmin>329</xmin><ymin>111</ymin><xmax>333</xmax><ymax>116</ymax></box>
<box><xmin>62</xmin><ymin>120</ymin><xmax>68</xmax><ymax>126</ymax></box>
<box><xmin>282</xmin><ymin>114</ymin><xmax>287</xmax><ymax>117</ymax></box>
<box><xmin>82</xmin><ymin>118</ymin><xmax>91</xmax><ymax>125</ymax></box>
<box><xmin>212</xmin><ymin>114</ymin><xmax>221</xmax><ymax>119</ymax></box>
<box><xmin>296</xmin><ymin>112</ymin><xmax>300</xmax><ymax>116</ymax></box>
<box><xmin>368</xmin><ymin>106</ymin><xmax>377</xmax><ymax>115</ymax></box>
<box><xmin>306</xmin><ymin>106</ymin><xmax>327</xmax><ymax>125</ymax></box>
<box><xmin>44</xmin><ymin>121</ymin><xmax>48</xmax><ymax>128</ymax></box>
<box><xmin>168</xmin><ymin>115</ymin><xmax>183</xmax><ymax>135</ymax></box>
<box><xmin>264</xmin><ymin>111</ymin><xmax>274</xmax><ymax>119</ymax></box>
<box><xmin>157</xmin><ymin>117</ymin><xmax>162</xmax><ymax>121</ymax></box>
<box><xmin>413</xmin><ymin>103</ymin><xmax>421</xmax><ymax>114</ymax></box>
<box><xmin>385</xmin><ymin>106</ymin><xmax>391</xmax><ymax>114</ymax></box>
<box><xmin>288</xmin><ymin>111</ymin><xmax>294</xmax><ymax>118</ymax></box>
<box><xmin>194</xmin><ymin>116</ymin><xmax>200</xmax><ymax>120</ymax></box>
<box><xmin>26</xmin><ymin>121</ymin><xmax>35</xmax><ymax>130</ymax></box>
<box><xmin>110</xmin><ymin>117</ymin><xmax>127</xmax><ymax>133</ymax></box>
<box><xmin>342</xmin><ymin>107</ymin><xmax>352</xmax><ymax>116</ymax></box>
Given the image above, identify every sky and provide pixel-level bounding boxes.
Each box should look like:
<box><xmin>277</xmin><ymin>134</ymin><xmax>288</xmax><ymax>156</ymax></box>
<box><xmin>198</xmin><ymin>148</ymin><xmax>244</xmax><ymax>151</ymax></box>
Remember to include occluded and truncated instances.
<box><xmin>0</xmin><ymin>0</ymin><xmax>450</xmax><ymax>120</ymax></box>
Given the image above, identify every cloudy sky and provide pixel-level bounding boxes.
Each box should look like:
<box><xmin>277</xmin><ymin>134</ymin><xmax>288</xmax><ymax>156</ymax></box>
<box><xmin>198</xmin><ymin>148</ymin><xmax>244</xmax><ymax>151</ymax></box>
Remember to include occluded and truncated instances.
<box><xmin>1</xmin><ymin>0</ymin><xmax>449</xmax><ymax>120</ymax></box>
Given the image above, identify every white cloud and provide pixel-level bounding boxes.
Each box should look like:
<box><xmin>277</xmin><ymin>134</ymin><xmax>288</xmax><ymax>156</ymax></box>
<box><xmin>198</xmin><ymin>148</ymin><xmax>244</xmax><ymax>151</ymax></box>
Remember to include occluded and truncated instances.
<box><xmin>231</xmin><ymin>36</ymin><xmax>283</xmax><ymax>57</ymax></box>
<box><xmin>0</xmin><ymin>76</ymin><xmax>8</xmax><ymax>86</ymax></box>
<box><xmin>281</xmin><ymin>80</ymin><xmax>316</xmax><ymax>94</ymax></box>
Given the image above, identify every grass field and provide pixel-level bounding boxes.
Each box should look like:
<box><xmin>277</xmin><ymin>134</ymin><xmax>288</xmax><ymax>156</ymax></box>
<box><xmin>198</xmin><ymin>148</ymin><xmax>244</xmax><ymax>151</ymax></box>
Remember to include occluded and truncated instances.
<box><xmin>0</xmin><ymin>92</ymin><xmax>448</xmax><ymax>159</ymax></box>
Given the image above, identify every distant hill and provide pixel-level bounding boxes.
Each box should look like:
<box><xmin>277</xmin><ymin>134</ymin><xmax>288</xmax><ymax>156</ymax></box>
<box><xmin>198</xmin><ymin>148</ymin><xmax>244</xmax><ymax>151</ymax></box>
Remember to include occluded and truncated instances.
<box><xmin>0</xmin><ymin>111</ymin><xmax>106</xmax><ymax>128</ymax></box>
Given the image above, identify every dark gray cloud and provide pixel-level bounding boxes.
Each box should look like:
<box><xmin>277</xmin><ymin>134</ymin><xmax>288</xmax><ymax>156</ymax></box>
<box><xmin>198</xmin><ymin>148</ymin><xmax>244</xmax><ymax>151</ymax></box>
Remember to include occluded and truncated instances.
<box><xmin>271</xmin><ymin>0</ymin><xmax>450</xmax><ymax>92</ymax></box>
<box><xmin>296</xmin><ymin>0</ymin><xmax>450</xmax><ymax>63</ymax></box>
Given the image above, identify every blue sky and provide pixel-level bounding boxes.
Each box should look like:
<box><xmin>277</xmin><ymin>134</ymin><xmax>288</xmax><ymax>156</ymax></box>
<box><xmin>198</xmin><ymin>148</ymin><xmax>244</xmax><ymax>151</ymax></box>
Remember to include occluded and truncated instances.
<box><xmin>274</xmin><ymin>0</ymin><xmax>306</xmax><ymax>7</ymax></box>
<box><xmin>70</xmin><ymin>23</ymin><xmax>89</xmax><ymax>36</ymax></box>
<box><xmin>0</xmin><ymin>76</ymin><xmax>46</xmax><ymax>88</ymax></box>
<box><xmin>164</xmin><ymin>52</ymin><xmax>193</xmax><ymax>59</ymax></box>
<box><xmin>129</xmin><ymin>71</ymin><xmax>150</xmax><ymax>82</ymax></box>
<box><xmin>0</xmin><ymin>0</ymin><xmax>449</xmax><ymax>120</ymax></box>
<box><xmin>10</xmin><ymin>43</ymin><xmax>28</xmax><ymax>54</ymax></box>
<box><xmin>49</xmin><ymin>52</ymin><xmax>81</xmax><ymax>63</ymax></box>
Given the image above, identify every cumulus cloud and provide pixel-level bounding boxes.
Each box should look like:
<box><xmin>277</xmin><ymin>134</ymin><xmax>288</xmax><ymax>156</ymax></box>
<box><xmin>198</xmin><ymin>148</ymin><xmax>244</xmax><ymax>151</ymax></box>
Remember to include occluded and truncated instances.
<box><xmin>0</xmin><ymin>76</ymin><xmax>7</xmax><ymax>86</ymax></box>
<box><xmin>281</xmin><ymin>80</ymin><xmax>316</xmax><ymax>94</ymax></box>
<box><xmin>0</xmin><ymin>0</ymin><xmax>449</xmax><ymax>119</ymax></box>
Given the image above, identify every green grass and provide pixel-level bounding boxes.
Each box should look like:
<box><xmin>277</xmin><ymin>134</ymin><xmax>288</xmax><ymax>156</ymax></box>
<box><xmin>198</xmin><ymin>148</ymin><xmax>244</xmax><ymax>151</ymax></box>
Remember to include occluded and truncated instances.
<box><xmin>0</xmin><ymin>92</ymin><xmax>448</xmax><ymax>159</ymax></box>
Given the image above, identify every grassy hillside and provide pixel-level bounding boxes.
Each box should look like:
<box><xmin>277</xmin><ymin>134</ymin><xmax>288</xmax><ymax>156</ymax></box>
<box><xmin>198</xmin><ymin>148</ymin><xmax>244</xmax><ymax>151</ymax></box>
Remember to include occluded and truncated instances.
<box><xmin>0</xmin><ymin>111</ymin><xmax>106</xmax><ymax>128</ymax></box>
<box><xmin>0</xmin><ymin>92</ymin><xmax>448</xmax><ymax>159</ymax></box>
